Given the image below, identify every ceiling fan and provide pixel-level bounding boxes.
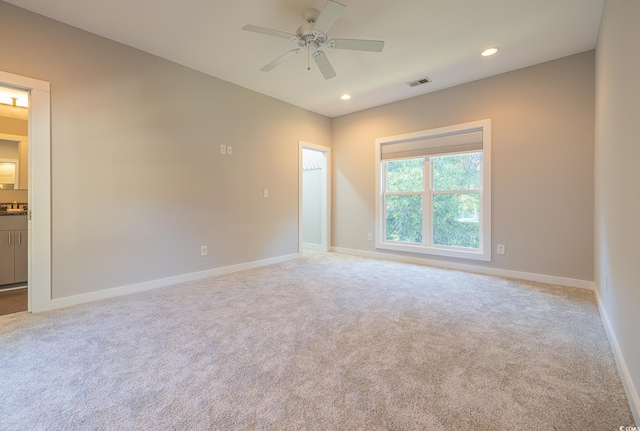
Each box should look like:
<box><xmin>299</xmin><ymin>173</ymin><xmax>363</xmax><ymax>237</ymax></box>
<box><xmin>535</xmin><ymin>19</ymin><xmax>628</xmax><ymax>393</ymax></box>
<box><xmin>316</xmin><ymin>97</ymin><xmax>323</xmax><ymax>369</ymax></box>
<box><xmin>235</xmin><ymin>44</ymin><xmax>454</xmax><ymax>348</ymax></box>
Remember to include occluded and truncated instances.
<box><xmin>242</xmin><ymin>0</ymin><xmax>384</xmax><ymax>80</ymax></box>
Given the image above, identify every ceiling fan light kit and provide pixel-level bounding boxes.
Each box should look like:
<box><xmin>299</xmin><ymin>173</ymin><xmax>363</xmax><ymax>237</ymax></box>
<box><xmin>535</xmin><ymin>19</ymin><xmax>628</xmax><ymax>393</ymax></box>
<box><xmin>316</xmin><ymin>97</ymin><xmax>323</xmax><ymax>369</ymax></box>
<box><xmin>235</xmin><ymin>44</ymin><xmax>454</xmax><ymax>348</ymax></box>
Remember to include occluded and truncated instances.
<box><xmin>243</xmin><ymin>0</ymin><xmax>385</xmax><ymax>80</ymax></box>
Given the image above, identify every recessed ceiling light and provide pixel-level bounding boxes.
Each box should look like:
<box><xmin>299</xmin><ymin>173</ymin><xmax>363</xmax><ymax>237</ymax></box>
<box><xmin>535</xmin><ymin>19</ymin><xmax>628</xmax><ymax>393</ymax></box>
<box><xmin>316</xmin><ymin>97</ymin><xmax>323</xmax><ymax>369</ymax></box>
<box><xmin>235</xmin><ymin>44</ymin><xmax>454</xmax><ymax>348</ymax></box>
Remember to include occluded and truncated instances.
<box><xmin>481</xmin><ymin>47</ymin><xmax>499</xmax><ymax>57</ymax></box>
<box><xmin>340</xmin><ymin>94</ymin><xmax>351</xmax><ymax>100</ymax></box>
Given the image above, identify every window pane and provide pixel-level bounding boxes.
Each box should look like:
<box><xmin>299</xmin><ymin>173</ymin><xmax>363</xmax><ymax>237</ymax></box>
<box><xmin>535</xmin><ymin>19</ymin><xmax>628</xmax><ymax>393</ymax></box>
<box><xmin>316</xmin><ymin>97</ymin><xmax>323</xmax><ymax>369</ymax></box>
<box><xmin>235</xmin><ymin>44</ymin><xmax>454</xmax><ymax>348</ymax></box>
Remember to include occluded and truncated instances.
<box><xmin>432</xmin><ymin>193</ymin><xmax>480</xmax><ymax>249</ymax></box>
<box><xmin>433</xmin><ymin>152</ymin><xmax>482</xmax><ymax>191</ymax></box>
<box><xmin>385</xmin><ymin>194</ymin><xmax>422</xmax><ymax>243</ymax></box>
<box><xmin>385</xmin><ymin>158</ymin><xmax>424</xmax><ymax>192</ymax></box>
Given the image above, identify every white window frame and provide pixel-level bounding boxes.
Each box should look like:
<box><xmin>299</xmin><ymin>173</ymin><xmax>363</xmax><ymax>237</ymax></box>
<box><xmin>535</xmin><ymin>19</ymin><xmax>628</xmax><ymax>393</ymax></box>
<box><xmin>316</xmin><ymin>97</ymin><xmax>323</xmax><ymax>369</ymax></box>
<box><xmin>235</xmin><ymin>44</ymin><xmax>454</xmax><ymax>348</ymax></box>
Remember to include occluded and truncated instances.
<box><xmin>375</xmin><ymin>119</ymin><xmax>491</xmax><ymax>261</ymax></box>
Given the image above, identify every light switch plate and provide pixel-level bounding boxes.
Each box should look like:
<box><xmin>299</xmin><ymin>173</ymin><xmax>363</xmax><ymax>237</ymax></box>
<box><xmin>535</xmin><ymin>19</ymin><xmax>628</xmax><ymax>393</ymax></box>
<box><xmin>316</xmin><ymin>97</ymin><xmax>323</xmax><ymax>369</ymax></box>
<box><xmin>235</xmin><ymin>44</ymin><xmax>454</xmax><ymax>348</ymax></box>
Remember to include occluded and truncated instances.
<box><xmin>220</xmin><ymin>144</ymin><xmax>227</xmax><ymax>155</ymax></box>
<box><xmin>226</xmin><ymin>146</ymin><xmax>232</xmax><ymax>155</ymax></box>
<box><xmin>263</xmin><ymin>189</ymin><xmax>269</xmax><ymax>198</ymax></box>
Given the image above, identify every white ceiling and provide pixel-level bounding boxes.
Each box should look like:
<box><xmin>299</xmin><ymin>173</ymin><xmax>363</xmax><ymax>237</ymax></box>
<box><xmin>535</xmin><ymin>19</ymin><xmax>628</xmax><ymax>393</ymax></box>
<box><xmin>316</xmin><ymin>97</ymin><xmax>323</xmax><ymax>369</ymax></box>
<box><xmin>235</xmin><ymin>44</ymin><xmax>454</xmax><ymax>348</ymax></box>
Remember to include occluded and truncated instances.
<box><xmin>4</xmin><ymin>0</ymin><xmax>604</xmax><ymax>118</ymax></box>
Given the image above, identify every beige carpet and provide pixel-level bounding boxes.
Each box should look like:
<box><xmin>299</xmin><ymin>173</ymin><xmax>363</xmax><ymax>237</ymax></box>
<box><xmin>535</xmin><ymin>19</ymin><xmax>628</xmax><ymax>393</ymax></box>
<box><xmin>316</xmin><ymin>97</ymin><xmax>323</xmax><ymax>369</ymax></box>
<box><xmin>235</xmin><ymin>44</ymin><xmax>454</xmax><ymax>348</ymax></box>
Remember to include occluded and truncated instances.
<box><xmin>0</xmin><ymin>252</ymin><xmax>634</xmax><ymax>430</ymax></box>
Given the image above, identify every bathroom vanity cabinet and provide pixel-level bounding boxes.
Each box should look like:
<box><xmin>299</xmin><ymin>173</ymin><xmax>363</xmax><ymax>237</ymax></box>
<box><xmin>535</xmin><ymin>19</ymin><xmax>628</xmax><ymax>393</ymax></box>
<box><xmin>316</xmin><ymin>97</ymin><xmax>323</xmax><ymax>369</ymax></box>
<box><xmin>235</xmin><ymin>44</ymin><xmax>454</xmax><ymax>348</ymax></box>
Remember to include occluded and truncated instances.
<box><xmin>0</xmin><ymin>215</ymin><xmax>27</xmax><ymax>286</ymax></box>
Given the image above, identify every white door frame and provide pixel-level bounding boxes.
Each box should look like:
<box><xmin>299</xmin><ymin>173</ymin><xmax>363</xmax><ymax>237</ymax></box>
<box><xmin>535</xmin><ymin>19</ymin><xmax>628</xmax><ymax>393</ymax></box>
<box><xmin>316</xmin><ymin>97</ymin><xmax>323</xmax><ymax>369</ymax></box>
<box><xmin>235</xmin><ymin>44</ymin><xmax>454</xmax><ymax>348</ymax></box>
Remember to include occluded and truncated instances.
<box><xmin>298</xmin><ymin>141</ymin><xmax>331</xmax><ymax>254</ymax></box>
<box><xmin>0</xmin><ymin>71</ymin><xmax>51</xmax><ymax>312</ymax></box>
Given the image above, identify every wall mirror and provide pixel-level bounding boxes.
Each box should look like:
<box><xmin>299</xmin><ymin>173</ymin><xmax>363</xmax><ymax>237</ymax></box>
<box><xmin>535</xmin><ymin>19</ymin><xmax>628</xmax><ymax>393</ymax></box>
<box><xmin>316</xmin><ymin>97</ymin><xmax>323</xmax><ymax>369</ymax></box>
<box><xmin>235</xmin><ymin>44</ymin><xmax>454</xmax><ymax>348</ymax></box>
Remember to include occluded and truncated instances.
<box><xmin>0</xmin><ymin>140</ymin><xmax>27</xmax><ymax>189</ymax></box>
<box><xmin>0</xmin><ymin>157</ymin><xmax>19</xmax><ymax>189</ymax></box>
<box><xmin>0</xmin><ymin>85</ymin><xmax>29</xmax><ymax>190</ymax></box>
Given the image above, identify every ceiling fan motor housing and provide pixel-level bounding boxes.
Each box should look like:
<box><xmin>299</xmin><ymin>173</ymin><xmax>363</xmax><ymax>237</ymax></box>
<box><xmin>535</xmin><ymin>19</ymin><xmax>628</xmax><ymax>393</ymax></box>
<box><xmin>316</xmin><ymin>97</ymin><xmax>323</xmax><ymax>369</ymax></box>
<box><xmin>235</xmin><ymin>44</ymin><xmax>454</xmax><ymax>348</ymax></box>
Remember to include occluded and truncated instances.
<box><xmin>296</xmin><ymin>21</ymin><xmax>326</xmax><ymax>48</ymax></box>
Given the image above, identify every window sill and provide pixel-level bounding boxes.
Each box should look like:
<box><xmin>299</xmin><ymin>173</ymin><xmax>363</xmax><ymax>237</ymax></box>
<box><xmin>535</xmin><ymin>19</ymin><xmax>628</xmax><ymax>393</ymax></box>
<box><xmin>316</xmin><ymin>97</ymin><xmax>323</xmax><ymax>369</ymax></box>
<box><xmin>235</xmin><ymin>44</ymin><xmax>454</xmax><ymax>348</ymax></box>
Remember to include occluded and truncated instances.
<box><xmin>376</xmin><ymin>241</ymin><xmax>491</xmax><ymax>262</ymax></box>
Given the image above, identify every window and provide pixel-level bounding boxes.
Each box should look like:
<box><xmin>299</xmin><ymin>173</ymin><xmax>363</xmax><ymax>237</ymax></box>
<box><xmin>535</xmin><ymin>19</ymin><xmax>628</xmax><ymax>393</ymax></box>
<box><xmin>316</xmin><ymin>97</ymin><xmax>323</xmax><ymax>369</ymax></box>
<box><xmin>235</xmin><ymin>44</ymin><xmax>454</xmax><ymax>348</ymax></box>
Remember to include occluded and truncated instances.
<box><xmin>375</xmin><ymin>120</ymin><xmax>491</xmax><ymax>261</ymax></box>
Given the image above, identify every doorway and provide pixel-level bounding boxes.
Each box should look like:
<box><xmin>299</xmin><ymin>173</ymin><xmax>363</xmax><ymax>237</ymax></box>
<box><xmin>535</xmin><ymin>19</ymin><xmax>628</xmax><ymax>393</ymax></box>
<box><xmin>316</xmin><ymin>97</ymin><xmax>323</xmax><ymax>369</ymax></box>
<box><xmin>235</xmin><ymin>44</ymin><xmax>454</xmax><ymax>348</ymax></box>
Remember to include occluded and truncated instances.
<box><xmin>0</xmin><ymin>71</ymin><xmax>51</xmax><ymax>313</ymax></box>
<box><xmin>0</xmin><ymin>85</ymin><xmax>29</xmax><ymax>315</ymax></box>
<box><xmin>298</xmin><ymin>141</ymin><xmax>331</xmax><ymax>254</ymax></box>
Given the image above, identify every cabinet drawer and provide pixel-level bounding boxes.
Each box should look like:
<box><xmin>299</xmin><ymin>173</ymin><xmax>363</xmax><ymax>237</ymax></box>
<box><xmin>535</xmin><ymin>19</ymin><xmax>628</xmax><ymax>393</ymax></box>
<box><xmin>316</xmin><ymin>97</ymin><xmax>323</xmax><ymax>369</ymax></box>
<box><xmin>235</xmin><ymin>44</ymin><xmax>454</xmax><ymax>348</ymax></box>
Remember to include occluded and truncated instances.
<box><xmin>0</xmin><ymin>215</ymin><xmax>27</xmax><ymax>231</ymax></box>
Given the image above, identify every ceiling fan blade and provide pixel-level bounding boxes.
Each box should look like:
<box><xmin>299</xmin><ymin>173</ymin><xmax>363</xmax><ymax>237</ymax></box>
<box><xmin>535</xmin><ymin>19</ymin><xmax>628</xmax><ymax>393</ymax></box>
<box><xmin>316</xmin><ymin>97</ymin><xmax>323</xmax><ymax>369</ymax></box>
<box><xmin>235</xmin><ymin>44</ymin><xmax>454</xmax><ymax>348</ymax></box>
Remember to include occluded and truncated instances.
<box><xmin>312</xmin><ymin>50</ymin><xmax>336</xmax><ymax>80</ymax></box>
<box><xmin>312</xmin><ymin>1</ymin><xmax>346</xmax><ymax>35</ymax></box>
<box><xmin>260</xmin><ymin>49</ymin><xmax>302</xmax><ymax>72</ymax></box>
<box><xmin>328</xmin><ymin>39</ymin><xmax>385</xmax><ymax>52</ymax></box>
<box><xmin>243</xmin><ymin>25</ymin><xmax>296</xmax><ymax>40</ymax></box>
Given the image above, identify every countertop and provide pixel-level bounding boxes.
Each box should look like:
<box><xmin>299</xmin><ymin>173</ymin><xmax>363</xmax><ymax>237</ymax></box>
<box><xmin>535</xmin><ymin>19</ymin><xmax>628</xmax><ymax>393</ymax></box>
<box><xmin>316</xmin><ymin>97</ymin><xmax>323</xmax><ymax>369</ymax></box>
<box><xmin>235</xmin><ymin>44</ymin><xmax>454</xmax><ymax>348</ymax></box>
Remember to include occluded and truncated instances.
<box><xmin>0</xmin><ymin>211</ymin><xmax>28</xmax><ymax>216</ymax></box>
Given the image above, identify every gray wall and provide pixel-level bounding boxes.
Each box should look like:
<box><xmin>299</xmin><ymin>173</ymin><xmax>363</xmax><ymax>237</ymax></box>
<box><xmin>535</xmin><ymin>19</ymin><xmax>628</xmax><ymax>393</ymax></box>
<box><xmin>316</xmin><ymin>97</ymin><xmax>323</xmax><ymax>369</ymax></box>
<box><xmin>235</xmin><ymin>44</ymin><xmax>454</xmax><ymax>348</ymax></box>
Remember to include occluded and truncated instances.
<box><xmin>332</xmin><ymin>52</ymin><xmax>595</xmax><ymax>281</ymax></box>
<box><xmin>0</xmin><ymin>2</ymin><xmax>331</xmax><ymax>299</ymax></box>
<box><xmin>595</xmin><ymin>0</ymin><xmax>640</xmax><ymax>419</ymax></box>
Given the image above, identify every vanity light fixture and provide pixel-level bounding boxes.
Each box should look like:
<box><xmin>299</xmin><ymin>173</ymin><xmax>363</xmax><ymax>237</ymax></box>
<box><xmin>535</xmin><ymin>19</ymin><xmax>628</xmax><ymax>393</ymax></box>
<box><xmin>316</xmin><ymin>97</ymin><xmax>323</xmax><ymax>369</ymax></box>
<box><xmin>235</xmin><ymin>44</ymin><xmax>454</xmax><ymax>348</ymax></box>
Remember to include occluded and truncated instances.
<box><xmin>481</xmin><ymin>47</ymin><xmax>499</xmax><ymax>57</ymax></box>
<box><xmin>340</xmin><ymin>94</ymin><xmax>351</xmax><ymax>100</ymax></box>
<box><xmin>0</xmin><ymin>89</ymin><xmax>29</xmax><ymax>108</ymax></box>
<box><xmin>15</xmin><ymin>98</ymin><xmax>28</xmax><ymax>108</ymax></box>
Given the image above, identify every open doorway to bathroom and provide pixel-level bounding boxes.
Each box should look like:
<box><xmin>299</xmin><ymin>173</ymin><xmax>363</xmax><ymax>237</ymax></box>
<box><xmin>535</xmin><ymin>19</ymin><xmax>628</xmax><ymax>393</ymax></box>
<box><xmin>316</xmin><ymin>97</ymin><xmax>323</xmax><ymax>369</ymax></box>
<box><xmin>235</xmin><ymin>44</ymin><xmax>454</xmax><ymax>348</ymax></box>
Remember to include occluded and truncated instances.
<box><xmin>0</xmin><ymin>71</ymin><xmax>51</xmax><ymax>314</ymax></box>
<box><xmin>0</xmin><ymin>85</ymin><xmax>29</xmax><ymax>315</ymax></box>
<box><xmin>299</xmin><ymin>141</ymin><xmax>331</xmax><ymax>254</ymax></box>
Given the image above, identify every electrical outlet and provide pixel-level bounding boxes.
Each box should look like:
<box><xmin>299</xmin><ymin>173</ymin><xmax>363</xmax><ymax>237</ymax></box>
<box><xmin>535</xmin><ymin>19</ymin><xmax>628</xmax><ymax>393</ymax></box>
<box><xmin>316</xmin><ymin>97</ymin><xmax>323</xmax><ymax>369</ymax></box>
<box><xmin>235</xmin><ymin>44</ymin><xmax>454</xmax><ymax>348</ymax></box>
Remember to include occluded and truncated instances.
<box><xmin>367</xmin><ymin>233</ymin><xmax>373</xmax><ymax>241</ymax></box>
<box><xmin>263</xmin><ymin>189</ymin><xmax>269</xmax><ymax>198</ymax></box>
<box><xmin>226</xmin><ymin>145</ymin><xmax>232</xmax><ymax>155</ymax></box>
<box><xmin>220</xmin><ymin>145</ymin><xmax>227</xmax><ymax>155</ymax></box>
<box><xmin>496</xmin><ymin>244</ymin><xmax>505</xmax><ymax>255</ymax></box>
<box><xmin>201</xmin><ymin>245</ymin><xmax>208</xmax><ymax>256</ymax></box>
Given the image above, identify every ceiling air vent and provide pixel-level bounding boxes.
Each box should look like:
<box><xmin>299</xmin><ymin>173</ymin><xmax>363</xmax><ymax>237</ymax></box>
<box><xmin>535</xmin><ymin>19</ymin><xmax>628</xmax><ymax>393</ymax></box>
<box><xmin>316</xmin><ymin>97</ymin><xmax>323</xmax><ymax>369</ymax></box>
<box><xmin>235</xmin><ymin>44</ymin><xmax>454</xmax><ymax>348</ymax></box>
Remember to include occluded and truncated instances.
<box><xmin>407</xmin><ymin>77</ymin><xmax>431</xmax><ymax>87</ymax></box>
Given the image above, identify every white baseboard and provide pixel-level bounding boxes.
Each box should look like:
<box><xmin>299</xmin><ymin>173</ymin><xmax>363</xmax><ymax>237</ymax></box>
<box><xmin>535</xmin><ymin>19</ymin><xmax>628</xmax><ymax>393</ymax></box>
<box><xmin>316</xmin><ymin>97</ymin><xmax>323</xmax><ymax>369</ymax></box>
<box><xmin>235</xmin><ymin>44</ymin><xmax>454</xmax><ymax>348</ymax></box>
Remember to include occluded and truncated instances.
<box><xmin>46</xmin><ymin>253</ymin><xmax>301</xmax><ymax>311</ymax></box>
<box><xmin>593</xmin><ymin>286</ymin><xmax>640</xmax><ymax>425</ymax></box>
<box><xmin>330</xmin><ymin>247</ymin><xmax>594</xmax><ymax>290</ymax></box>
